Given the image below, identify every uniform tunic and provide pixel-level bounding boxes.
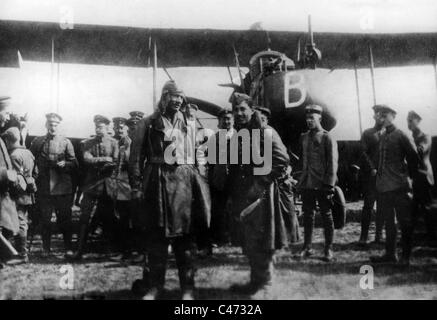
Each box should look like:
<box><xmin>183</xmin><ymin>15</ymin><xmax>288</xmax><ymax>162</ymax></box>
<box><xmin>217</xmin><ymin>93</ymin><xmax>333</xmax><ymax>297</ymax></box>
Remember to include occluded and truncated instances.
<box><xmin>81</xmin><ymin>135</ymin><xmax>119</xmax><ymax>196</ymax></box>
<box><xmin>30</xmin><ymin>134</ymin><xmax>77</xmax><ymax>196</ymax></box>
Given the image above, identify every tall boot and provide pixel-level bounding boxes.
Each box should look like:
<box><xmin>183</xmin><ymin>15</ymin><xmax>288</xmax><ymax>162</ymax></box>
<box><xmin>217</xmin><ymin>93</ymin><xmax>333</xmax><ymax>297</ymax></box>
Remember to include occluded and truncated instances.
<box><xmin>400</xmin><ymin>226</ymin><xmax>413</xmax><ymax>265</ymax></box>
<box><xmin>71</xmin><ymin>225</ymin><xmax>88</xmax><ymax>261</ymax></box>
<box><xmin>299</xmin><ymin>213</ymin><xmax>314</xmax><ymax>258</ymax></box>
<box><xmin>322</xmin><ymin>212</ymin><xmax>335</xmax><ymax>262</ymax></box>
<box><xmin>359</xmin><ymin>208</ymin><xmax>371</xmax><ymax>244</ymax></box>
<box><xmin>41</xmin><ymin>227</ymin><xmax>51</xmax><ymax>257</ymax></box>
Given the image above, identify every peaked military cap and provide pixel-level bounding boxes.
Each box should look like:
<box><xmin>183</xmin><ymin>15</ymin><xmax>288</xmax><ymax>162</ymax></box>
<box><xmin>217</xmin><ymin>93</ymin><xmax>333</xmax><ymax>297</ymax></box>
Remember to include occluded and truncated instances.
<box><xmin>129</xmin><ymin>111</ymin><xmax>144</xmax><ymax>120</ymax></box>
<box><xmin>45</xmin><ymin>112</ymin><xmax>63</xmax><ymax>123</ymax></box>
<box><xmin>375</xmin><ymin>104</ymin><xmax>397</xmax><ymax>115</ymax></box>
<box><xmin>305</xmin><ymin>104</ymin><xmax>323</xmax><ymax>115</ymax></box>
<box><xmin>231</xmin><ymin>92</ymin><xmax>252</xmax><ymax>107</ymax></box>
<box><xmin>218</xmin><ymin>108</ymin><xmax>233</xmax><ymax>118</ymax></box>
<box><xmin>254</xmin><ymin>106</ymin><xmax>271</xmax><ymax>117</ymax></box>
<box><xmin>407</xmin><ymin>110</ymin><xmax>422</xmax><ymax>121</ymax></box>
<box><xmin>112</xmin><ymin>117</ymin><xmax>127</xmax><ymax>126</ymax></box>
<box><xmin>94</xmin><ymin>114</ymin><xmax>110</xmax><ymax>125</ymax></box>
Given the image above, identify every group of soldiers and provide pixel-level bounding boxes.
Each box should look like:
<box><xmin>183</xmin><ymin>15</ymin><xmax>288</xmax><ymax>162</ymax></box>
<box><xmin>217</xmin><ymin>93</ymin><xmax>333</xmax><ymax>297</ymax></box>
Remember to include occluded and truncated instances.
<box><xmin>0</xmin><ymin>79</ymin><xmax>435</xmax><ymax>300</ymax></box>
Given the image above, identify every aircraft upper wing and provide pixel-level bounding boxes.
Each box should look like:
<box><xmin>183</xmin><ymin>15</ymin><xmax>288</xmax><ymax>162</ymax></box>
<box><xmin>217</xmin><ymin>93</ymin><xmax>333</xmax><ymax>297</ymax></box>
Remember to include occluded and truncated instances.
<box><xmin>1</xmin><ymin>19</ymin><xmax>437</xmax><ymax>69</ymax></box>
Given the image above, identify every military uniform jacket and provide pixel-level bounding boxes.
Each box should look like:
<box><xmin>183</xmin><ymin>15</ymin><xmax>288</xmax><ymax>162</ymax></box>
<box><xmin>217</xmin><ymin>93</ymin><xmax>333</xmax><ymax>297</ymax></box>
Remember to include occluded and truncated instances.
<box><xmin>10</xmin><ymin>147</ymin><xmax>37</xmax><ymax>205</ymax></box>
<box><xmin>108</xmin><ymin>135</ymin><xmax>132</xmax><ymax>201</ymax></box>
<box><xmin>360</xmin><ymin>125</ymin><xmax>381</xmax><ymax>174</ymax></box>
<box><xmin>376</xmin><ymin>125</ymin><xmax>419</xmax><ymax>193</ymax></box>
<box><xmin>81</xmin><ymin>135</ymin><xmax>119</xmax><ymax>196</ymax></box>
<box><xmin>129</xmin><ymin>111</ymin><xmax>210</xmax><ymax>237</ymax></box>
<box><xmin>30</xmin><ymin>134</ymin><xmax>77</xmax><ymax>196</ymax></box>
<box><xmin>412</xmin><ymin>129</ymin><xmax>434</xmax><ymax>186</ymax></box>
<box><xmin>297</xmin><ymin>128</ymin><xmax>338</xmax><ymax>190</ymax></box>
<box><xmin>0</xmin><ymin>137</ymin><xmax>19</xmax><ymax>233</ymax></box>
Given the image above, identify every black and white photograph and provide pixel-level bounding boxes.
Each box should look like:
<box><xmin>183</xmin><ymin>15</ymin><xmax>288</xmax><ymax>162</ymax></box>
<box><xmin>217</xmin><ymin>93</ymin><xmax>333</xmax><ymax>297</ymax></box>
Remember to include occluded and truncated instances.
<box><xmin>0</xmin><ymin>0</ymin><xmax>437</xmax><ymax>304</ymax></box>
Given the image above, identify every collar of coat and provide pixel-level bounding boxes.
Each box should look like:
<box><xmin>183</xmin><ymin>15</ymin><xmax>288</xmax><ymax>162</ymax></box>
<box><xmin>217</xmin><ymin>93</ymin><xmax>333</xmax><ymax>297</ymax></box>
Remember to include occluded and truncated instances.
<box><xmin>150</xmin><ymin>110</ymin><xmax>187</xmax><ymax>133</ymax></box>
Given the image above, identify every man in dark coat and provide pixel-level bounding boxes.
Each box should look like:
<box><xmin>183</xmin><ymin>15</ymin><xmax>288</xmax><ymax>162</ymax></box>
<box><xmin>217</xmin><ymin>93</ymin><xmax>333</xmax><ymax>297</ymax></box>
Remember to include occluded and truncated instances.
<box><xmin>407</xmin><ymin>110</ymin><xmax>436</xmax><ymax>244</ymax></box>
<box><xmin>3</xmin><ymin>127</ymin><xmax>37</xmax><ymax>263</ymax></box>
<box><xmin>30</xmin><ymin>113</ymin><xmax>78</xmax><ymax>257</ymax></box>
<box><xmin>370</xmin><ymin>105</ymin><xmax>419</xmax><ymax>265</ymax></box>
<box><xmin>129</xmin><ymin>81</ymin><xmax>210</xmax><ymax>300</ymax></box>
<box><xmin>297</xmin><ymin>105</ymin><xmax>338</xmax><ymax>262</ymax></box>
<box><xmin>110</xmin><ymin>117</ymin><xmax>133</xmax><ymax>259</ymax></box>
<box><xmin>228</xmin><ymin>93</ymin><xmax>291</xmax><ymax>299</ymax></box>
<box><xmin>209</xmin><ymin>108</ymin><xmax>235</xmax><ymax>246</ymax></box>
<box><xmin>358</xmin><ymin>105</ymin><xmax>385</xmax><ymax>245</ymax></box>
<box><xmin>72</xmin><ymin>115</ymin><xmax>119</xmax><ymax>260</ymax></box>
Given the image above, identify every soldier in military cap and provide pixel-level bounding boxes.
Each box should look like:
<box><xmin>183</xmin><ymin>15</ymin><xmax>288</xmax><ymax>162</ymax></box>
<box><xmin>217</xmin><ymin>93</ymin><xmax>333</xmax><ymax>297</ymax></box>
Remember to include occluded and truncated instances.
<box><xmin>72</xmin><ymin>115</ymin><xmax>119</xmax><ymax>260</ymax></box>
<box><xmin>110</xmin><ymin>116</ymin><xmax>133</xmax><ymax>259</ymax></box>
<box><xmin>30</xmin><ymin>113</ymin><xmax>78</xmax><ymax>258</ymax></box>
<box><xmin>370</xmin><ymin>105</ymin><xmax>419</xmax><ymax>265</ymax></box>
<box><xmin>0</xmin><ymin>96</ymin><xmax>21</xmax><ymax>135</ymax></box>
<box><xmin>407</xmin><ymin>110</ymin><xmax>436</xmax><ymax>244</ymax></box>
<box><xmin>129</xmin><ymin>80</ymin><xmax>210</xmax><ymax>300</ymax></box>
<box><xmin>358</xmin><ymin>105</ymin><xmax>386</xmax><ymax>245</ymax></box>
<box><xmin>254</xmin><ymin>106</ymin><xmax>271</xmax><ymax>128</ymax></box>
<box><xmin>126</xmin><ymin>111</ymin><xmax>144</xmax><ymax>139</ymax></box>
<box><xmin>297</xmin><ymin>104</ymin><xmax>338</xmax><ymax>262</ymax></box>
<box><xmin>209</xmin><ymin>108</ymin><xmax>235</xmax><ymax>246</ymax></box>
<box><xmin>2</xmin><ymin>127</ymin><xmax>37</xmax><ymax>263</ymax></box>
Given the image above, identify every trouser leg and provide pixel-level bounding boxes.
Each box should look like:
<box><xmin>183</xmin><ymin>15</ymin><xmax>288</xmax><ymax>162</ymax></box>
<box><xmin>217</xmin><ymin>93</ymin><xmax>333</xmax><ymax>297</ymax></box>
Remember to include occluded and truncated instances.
<box><xmin>147</xmin><ymin>232</ymin><xmax>168</xmax><ymax>290</ymax></box>
<box><xmin>361</xmin><ymin>180</ymin><xmax>375</xmax><ymax>241</ymax></box>
<box><xmin>99</xmin><ymin>193</ymin><xmax>117</xmax><ymax>248</ymax></box>
<box><xmin>15</xmin><ymin>205</ymin><xmax>29</xmax><ymax>255</ymax></box>
<box><xmin>76</xmin><ymin>193</ymin><xmax>98</xmax><ymax>255</ymax></box>
<box><xmin>301</xmin><ymin>190</ymin><xmax>316</xmax><ymax>249</ymax></box>
<box><xmin>116</xmin><ymin>200</ymin><xmax>131</xmax><ymax>253</ymax></box>
<box><xmin>318</xmin><ymin>191</ymin><xmax>335</xmax><ymax>251</ymax></box>
<box><xmin>375</xmin><ymin>197</ymin><xmax>384</xmax><ymax>242</ymax></box>
<box><xmin>55</xmin><ymin>195</ymin><xmax>73</xmax><ymax>251</ymax></box>
<box><xmin>38</xmin><ymin>196</ymin><xmax>54</xmax><ymax>252</ymax></box>
<box><xmin>379</xmin><ymin>192</ymin><xmax>397</xmax><ymax>257</ymax></box>
<box><xmin>395</xmin><ymin>192</ymin><xmax>413</xmax><ymax>260</ymax></box>
<box><xmin>173</xmin><ymin>236</ymin><xmax>196</xmax><ymax>291</ymax></box>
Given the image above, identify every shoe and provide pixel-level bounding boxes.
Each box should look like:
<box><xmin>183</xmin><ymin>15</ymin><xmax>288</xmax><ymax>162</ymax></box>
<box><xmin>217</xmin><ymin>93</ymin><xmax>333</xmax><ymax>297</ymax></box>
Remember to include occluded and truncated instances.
<box><xmin>322</xmin><ymin>249</ymin><xmax>334</xmax><ymax>262</ymax></box>
<box><xmin>64</xmin><ymin>250</ymin><xmax>74</xmax><ymax>260</ymax></box>
<box><xmin>298</xmin><ymin>247</ymin><xmax>314</xmax><ymax>259</ymax></box>
<box><xmin>230</xmin><ymin>282</ymin><xmax>258</xmax><ymax>295</ymax></box>
<box><xmin>370</xmin><ymin>254</ymin><xmax>398</xmax><ymax>264</ymax></box>
<box><xmin>181</xmin><ymin>289</ymin><xmax>195</xmax><ymax>300</ymax></box>
<box><xmin>142</xmin><ymin>287</ymin><xmax>161</xmax><ymax>300</ymax></box>
<box><xmin>131</xmin><ymin>254</ymin><xmax>145</xmax><ymax>264</ymax></box>
<box><xmin>70</xmin><ymin>252</ymin><xmax>83</xmax><ymax>261</ymax></box>
<box><xmin>249</xmin><ymin>284</ymin><xmax>274</xmax><ymax>300</ymax></box>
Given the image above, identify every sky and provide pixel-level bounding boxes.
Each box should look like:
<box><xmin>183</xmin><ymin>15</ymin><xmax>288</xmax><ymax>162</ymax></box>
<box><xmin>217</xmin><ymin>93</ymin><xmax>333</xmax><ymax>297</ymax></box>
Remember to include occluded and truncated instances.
<box><xmin>1</xmin><ymin>0</ymin><xmax>437</xmax><ymax>33</ymax></box>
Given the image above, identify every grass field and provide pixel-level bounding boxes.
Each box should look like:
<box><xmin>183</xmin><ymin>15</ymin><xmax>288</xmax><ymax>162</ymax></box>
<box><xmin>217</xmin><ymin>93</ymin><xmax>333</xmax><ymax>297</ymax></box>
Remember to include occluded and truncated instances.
<box><xmin>1</xmin><ymin>203</ymin><xmax>437</xmax><ymax>300</ymax></box>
